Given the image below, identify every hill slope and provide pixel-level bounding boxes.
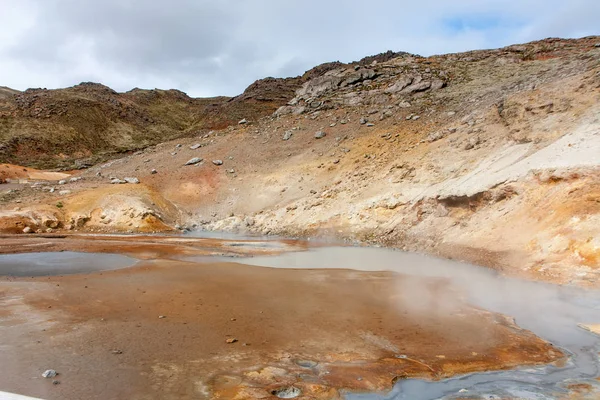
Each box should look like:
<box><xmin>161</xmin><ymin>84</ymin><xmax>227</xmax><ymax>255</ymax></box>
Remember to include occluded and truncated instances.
<box><xmin>0</xmin><ymin>76</ymin><xmax>308</xmax><ymax>169</ymax></box>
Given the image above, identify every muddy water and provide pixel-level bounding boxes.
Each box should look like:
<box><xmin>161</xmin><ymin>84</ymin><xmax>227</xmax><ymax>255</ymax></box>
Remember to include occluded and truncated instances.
<box><xmin>0</xmin><ymin>252</ymin><xmax>136</xmax><ymax>276</ymax></box>
<box><xmin>241</xmin><ymin>247</ymin><xmax>600</xmax><ymax>399</ymax></box>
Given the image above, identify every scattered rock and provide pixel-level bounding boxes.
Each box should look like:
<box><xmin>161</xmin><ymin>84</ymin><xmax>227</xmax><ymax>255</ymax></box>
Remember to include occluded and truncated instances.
<box><xmin>110</xmin><ymin>178</ymin><xmax>127</xmax><ymax>184</ymax></box>
<box><xmin>271</xmin><ymin>386</ymin><xmax>301</xmax><ymax>399</ymax></box>
<box><xmin>158</xmin><ymin>315</ymin><xmax>166</xmax><ymax>319</ymax></box>
<box><xmin>314</xmin><ymin>131</ymin><xmax>326</xmax><ymax>139</ymax></box>
<box><xmin>151</xmin><ymin>169</ymin><xmax>158</xmax><ymax>174</ymax></box>
<box><xmin>69</xmin><ymin>177</ymin><xmax>81</xmax><ymax>183</ymax></box>
<box><xmin>385</xmin><ymin>76</ymin><xmax>413</xmax><ymax>93</ymax></box>
<box><xmin>124</xmin><ymin>177</ymin><xmax>140</xmax><ymax>184</ymax></box>
<box><xmin>111</xmin><ymin>349</ymin><xmax>123</xmax><ymax>355</ymax></box>
<box><xmin>380</xmin><ymin>110</ymin><xmax>393</xmax><ymax>120</ymax></box>
<box><xmin>366</xmin><ymin>123</ymin><xmax>375</xmax><ymax>127</ymax></box>
<box><xmin>431</xmin><ymin>79</ymin><xmax>446</xmax><ymax>90</ymax></box>
<box><xmin>359</xmin><ymin>117</ymin><xmax>368</xmax><ymax>125</ymax></box>
<box><xmin>58</xmin><ymin>180</ymin><xmax>67</xmax><ymax>185</ymax></box>
<box><xmin>238</xmin><ymin>118</ymin><xmax>248</xmax><ymax>124</ymax></box>
<box><xmin>190</xmin><ymin>143</ymin><xmax>202</xmax><ymax>150</ymax></box>
<box><xmin>427</xmin><ymin>131</ymin><xmax>445</xmax><ymax>142</ymax></box>
<box><xmin>464</xmin><ymin>137</ymin><xmax>481</xmax><ymax>150</ymax></box>
<box><xmin>212</xmin><ymin>160</ymin><xmax>223</xmax><ymax>166</ymax></box>
<box><xmin>283</xmin><ymin>131</ymin><xmax>293</xmax><ymax>141</ymax></box>
<box><xmin>22</xmin><ymin>227</ymin><xmax>32</xmax><ymax>234</ymax></box>
<box><xmin>185</xmin><ymin>157</ymin><xmax>203</xmax><ymax>166</ymax></box>
<box><xmin>52</xmin><ymin>380</ymin><xmax>60</xmax><ymax>385</ymax></box>
<box><xmin>226</xmin><ymin>338</ymin><xmax>238</xmax><ymax>344</ymax></box>
<box><xmin>402</xmin><ymin>80</ymin><xmax>432</xmax><ymax>94</ymax></box>
<box><xmin>42</xmin><ymin>370</ymin><xmax>57</xmax><ymax>378</ymax></box>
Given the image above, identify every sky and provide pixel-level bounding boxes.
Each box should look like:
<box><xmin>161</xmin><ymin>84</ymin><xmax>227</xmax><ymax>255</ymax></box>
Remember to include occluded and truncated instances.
<box><xmin>0</xmin><ymin>0</ymin><xmax>598</xmax><ymax>98</ymax></box>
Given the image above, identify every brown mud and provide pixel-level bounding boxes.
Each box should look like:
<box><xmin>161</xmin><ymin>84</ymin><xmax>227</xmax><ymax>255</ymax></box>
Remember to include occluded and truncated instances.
<box><xmin>0</xmin><ymin>236</ymin><xmax>563</xmax><ymax>400</ymax></box>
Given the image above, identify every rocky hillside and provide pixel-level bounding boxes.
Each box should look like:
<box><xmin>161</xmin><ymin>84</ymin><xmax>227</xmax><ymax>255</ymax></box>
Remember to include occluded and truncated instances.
<box><xmin>1</xmin><ymin>36</ymin><xmax>599</xmax><ymax>287</ymax></box>
<box><xmin>0</xmin><ymin>76</ymin><xmax>309</xmax><ymax>169</ymax></box>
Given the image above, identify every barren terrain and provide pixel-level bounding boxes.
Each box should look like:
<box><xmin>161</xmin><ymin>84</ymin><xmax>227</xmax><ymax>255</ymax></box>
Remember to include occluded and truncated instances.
<box><xmin>1</xmin><ymin>36</ymin><xmax>599</xmax><ymax>399</ymax></box>
<box><xmin>1</xmin><ymin>36</ymin><xmax>598</xmax><ymax>286</ymax></box>
<box><xmin>0</xmin><ymin>238</ymin><xmax>563</xmax><ymax>400</ymax></box>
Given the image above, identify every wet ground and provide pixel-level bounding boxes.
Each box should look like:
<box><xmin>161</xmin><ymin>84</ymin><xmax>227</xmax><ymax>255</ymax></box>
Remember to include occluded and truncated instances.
<box><xmin>243</xmin><ymin>247</ymin><xmax>600</xmax><ymax>399</ymax></box>
<box><xmin>0</xmin><ymin>252</ymin><xmax>135</xmax><ymax>276</ymax></box>
<box><xmin>0</xmin><ymin>234</ymin><xmax>598</xmax><ymax>399</ymax></box>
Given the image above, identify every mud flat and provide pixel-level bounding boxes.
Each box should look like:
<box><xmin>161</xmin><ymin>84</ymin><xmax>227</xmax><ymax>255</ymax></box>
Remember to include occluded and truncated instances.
<box><xmin>0</xmin><ymin>236</ymin><xmax>573</xmax><ymax>399</ymax></box>
<box><xmin>244</xmin><ymin>247</ymin><xmax>600</xmax><ymax>399</ymax></box>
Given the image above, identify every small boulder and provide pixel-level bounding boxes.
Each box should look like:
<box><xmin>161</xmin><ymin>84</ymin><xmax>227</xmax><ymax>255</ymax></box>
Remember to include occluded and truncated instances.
<box><xmin>22</xmin><ymin>227</ymin><xmax>32</xmax><ymax>234</ymax></box>
<box><xmin>359</xmin><ymin>117</ymin><xmax>367</xmax><ymax>125</ymax></box>
<box><xmin>124</xmin><ymin>177</ymin><xmax>140</xmax><ymax>184</ymax></box>
<box><xmin>402</xmin><ymin>80</ymin><xmax>432</xmax><ymax>94</ymax></box>
<box><xmin>58</xmin><ymin>180</ymin><xmax>67</xmax><ymax>185</ymax></box>
<box><xmin>431</xmin><ymin>79</ymin><xmax>446</xmax><ymax>90</ymax></box>
<box><xmin>185</xmin><ymin>157</ymin><xmax>203</xmax><ymax>166</ymax></box>
<box><xmin>42</xmin><ymin>370</ymin><xmax>57</xmax><ymax>378</ymax></box>
<box><xmin>111</xmin><ymin>178</ymin><xmax>127</xmax><ymax>184</ymax></box>
<box><xmin>464</xmin><ymin>137</ymin><xmax>481</xmax><ymax>150</ymax></box>
<box><xmin>282</xmin><ymin>131</ymin><xmax>293</xmax><ymax>141</ymax></box>
<box><xmin>212</xmin><ymin>160</ymin><xmax>223</xmax><ymax>166</ymax></box>
<box><xmin>314</xmin><ymin>131</ymin><xmax>326</xmax><ymax>139</ymax></box>
<box><xmin>151</xmin><ymin>169</ymin><xmax>158</xmax><ymax>174</ymax></box>
<box><xmin>190</xmin><ymin>143</ymin><xmax>202</xmax><ymax>150</ymax></box>
<box><xmin>238</xmin><ymin>118</ymin><xmax>248</xmax><ymax>124</ymax></box>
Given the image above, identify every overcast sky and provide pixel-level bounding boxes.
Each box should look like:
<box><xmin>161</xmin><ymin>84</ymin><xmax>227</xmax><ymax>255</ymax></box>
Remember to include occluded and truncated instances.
<box><xmin>0</xmin><ymin>0</ymin><xmax>598</xmax><ymax>97</ymax></box>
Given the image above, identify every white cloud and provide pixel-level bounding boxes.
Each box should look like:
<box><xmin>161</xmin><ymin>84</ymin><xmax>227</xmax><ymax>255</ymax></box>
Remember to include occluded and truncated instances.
<box><xmin>0</xmin><ymin>0</ymin><xmax>598</xmax><ymax>97</ymax></box>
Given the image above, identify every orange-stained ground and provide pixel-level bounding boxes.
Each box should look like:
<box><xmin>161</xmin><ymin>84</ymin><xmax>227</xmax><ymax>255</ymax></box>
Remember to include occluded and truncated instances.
<box><xmin>0</xmin><ymin>238</ymin><xmax>563</xmax><ymax>400</ymax></box>
<box><xmin>0</xmin><ymin>163</ymin><xmax>70</xmax><ymax>182</ymax></box>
